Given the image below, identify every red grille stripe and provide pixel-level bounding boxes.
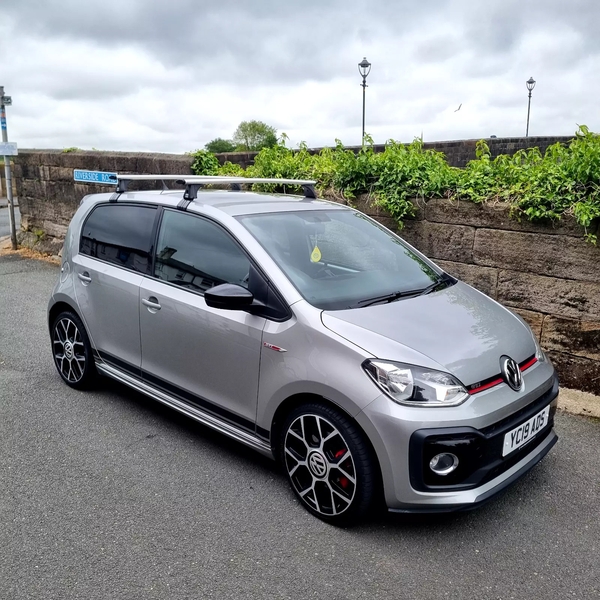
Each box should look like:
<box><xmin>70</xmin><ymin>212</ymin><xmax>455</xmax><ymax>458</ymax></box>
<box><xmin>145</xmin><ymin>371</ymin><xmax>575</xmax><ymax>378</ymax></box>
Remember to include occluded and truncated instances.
<box><xmin>520</xmin><ymin>357</ymin><xmax>538</xmax><ymax>372</ymax></box>
<box><xmin>468</xmin><ymin>377</ymin><xmax>504</xmax><ymax>395</ymax></box>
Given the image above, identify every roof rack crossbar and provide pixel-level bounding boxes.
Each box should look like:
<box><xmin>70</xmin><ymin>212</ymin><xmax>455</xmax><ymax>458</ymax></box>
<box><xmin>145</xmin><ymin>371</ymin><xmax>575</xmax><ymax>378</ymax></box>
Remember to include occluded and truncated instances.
<box><xmin>110</xmin><ymin>174</ymin><xmax>318</xmax><ymax>199</ymax></box>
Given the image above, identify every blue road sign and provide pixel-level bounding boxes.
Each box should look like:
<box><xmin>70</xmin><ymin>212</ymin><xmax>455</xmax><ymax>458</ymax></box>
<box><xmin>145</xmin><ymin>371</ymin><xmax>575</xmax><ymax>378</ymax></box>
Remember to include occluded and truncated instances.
<box><xmin>73</xmin><ymin>170</ymin><xmax>117</xmax><ymax>184</ymax></box>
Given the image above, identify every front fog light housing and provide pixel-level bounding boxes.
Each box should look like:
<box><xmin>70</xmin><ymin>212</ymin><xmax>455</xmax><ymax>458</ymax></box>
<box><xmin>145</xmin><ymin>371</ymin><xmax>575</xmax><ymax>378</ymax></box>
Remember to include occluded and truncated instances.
<box><xmin>363</xmin><ymin>360</ymin><xmax>469</xmax><ymax>407</ymax></box>
<box><xmin>429</xmin><ymin>453</ymin><xmax>459</xmax><ymax>475</ymax></box>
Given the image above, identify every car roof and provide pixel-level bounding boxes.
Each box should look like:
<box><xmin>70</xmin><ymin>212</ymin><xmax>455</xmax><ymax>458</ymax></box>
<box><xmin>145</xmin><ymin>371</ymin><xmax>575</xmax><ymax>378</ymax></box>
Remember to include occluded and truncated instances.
<box><xmin>86</xmin><ymin>189</ymin><xmax>350</xmax><ymax>217</ymax></box>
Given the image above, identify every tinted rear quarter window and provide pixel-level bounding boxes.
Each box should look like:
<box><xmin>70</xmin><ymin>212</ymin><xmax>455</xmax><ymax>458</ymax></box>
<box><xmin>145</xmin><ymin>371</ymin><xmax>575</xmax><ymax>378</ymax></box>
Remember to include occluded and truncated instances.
<box><xmin>80</xmin><ymin>204</ymin><xmax>157</xmax><ymax>274</ymax></box>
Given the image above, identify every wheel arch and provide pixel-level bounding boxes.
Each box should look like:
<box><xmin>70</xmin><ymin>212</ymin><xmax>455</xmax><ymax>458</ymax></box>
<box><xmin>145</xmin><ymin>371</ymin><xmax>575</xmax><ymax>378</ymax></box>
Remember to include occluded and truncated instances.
<box><xmin>48</xmin><ymin>299</ymin><xmax>84</xmax><ymax>335</ymax></box>
<box><xmin>270</xmin><ymin>393</ymin><xmax>384</xmax><ymax>496</ymax></box>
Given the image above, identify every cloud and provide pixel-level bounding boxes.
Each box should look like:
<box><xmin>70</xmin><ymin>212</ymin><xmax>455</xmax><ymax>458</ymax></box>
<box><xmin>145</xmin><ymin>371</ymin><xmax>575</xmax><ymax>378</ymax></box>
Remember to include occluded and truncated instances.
<box><xmin>0</xmin><ymin>0</ymin><xmax>598</xmax><ymax>152</ymax></box>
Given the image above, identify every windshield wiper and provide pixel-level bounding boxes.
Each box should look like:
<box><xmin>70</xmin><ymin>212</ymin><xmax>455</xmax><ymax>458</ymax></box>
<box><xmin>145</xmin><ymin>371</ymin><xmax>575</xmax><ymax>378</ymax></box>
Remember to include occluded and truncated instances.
<box><xmin>354</xmin><ymin>274</ymin><xmax>454</xmax><ymax>308</ymax></box>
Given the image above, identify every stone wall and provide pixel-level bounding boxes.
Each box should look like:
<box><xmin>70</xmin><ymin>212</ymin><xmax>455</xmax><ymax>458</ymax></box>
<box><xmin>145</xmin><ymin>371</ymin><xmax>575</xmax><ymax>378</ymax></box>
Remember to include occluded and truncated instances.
<box><xmin>345</xmin><ymin>195</ymin><xmax>600</xmax><ymax>395</ymax></box>
<box><xmin>13</xmin><ymin>145</ymin><xmax>600</xmax><ymax>395</ymax></box>
<box><xmin>14</xmin><ymin>150</ymin><xmax>193</xmax><ymax>253</ymax></box>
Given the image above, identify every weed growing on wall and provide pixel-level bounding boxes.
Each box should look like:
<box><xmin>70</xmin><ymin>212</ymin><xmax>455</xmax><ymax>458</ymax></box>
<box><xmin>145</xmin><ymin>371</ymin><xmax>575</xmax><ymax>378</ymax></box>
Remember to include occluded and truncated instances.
<box><xmin>190</xmin><ymin>126</ymin><xmax>600</xmax><ymax>242</ymax></box>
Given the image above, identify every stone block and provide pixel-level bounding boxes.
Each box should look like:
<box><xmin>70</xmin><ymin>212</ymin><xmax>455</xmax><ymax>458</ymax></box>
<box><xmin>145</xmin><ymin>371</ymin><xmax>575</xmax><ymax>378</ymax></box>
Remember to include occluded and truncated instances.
<box><xmin>546</xmin><ymin>352</ymin><xmax>600</xmax><ymax>396</ymax></box>
<box><xmin>46</xmin><ymin>181</ymin><xmax>80</xmax><ymax>205</ymax></box>
<box><xmin>434</xmin><ymin>260</ymin><xmax>498</xmax><ymax>298</ymax></box>
<box><xmin>114</xmin><ymin>154</ymin><xmax>139</xmax><ymax>173</ymax></box>
<box><xmin>541</xmin><ymin>316</ymin><xmax>600</xmax><ymax>361</ymax></box>
<box><xmin>16</xmin><ymin>151</ymin><xmax>53</xmax><ymax>166</ymax></box>
<box><xmin>425</xmin><ymin>198</ymin><xmax>590</xmax><ymax>236</ymax></box>
<box><xmin>20</xmin><ymin>179</ymin><xmax>46</xmax><ymax>199</ymax></box>
<box><xmin>17</xmin><ymin>230</ymin><xmax>39</xmax><ymax>247</ymax></box>
<box><xmin>49</xmin><ymin>166</ymin><xmax>76</xmax><ymax>181</ymax></box>
<box><xmin>152</xmin><ymin>156</ymin><xmax>193</xmax><ymax>175</ymax></box>
<box><xmin>474</xmin><ymin>229</ymin><xmax>600</xmax><ymax>283</ymax></box>
<box><xmin>497</xmin><ymin>270</ymin><xmax>600</xmax><ymax>320</ymax></box>
<box><xmin>512</xmin><ymin>309</ymin><xmax>544</xmax><ymax>340</ymax></box>
<box><xmin>135</xmin><ymin>156</ymin><xmax>159</xmax><ymax>174</ymax></box>
<box><xmin>42</xmin><ymin>220</ymin><xmax>69</xmax><ymax>239</ymax></box>
<box><xmin>350</xmin><ymin>194</ymin><xmax>391</xmax><ymax>218</ymax></box>
<box><xmin>36</xmin><ymin>236</ymin><xmax>64</xmax><ymax>256</ymax></box>
<box><xmin>400</xmin><ymin>221</ymin><xmax>475</xmax><ymax>263</ymax></box>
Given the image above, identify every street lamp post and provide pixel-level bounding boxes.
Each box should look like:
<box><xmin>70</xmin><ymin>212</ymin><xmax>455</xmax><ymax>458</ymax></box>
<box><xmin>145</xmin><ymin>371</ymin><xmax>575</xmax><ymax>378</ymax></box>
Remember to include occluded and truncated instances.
<box><xmin>358</xmin><ymin>57</ymin><xmax>371</xmax><ymax>144</ymax></box>
<box><xmin>525</xmin><ymin>77</ymin><xmax>536</xmax><ymax>138</ymax></box>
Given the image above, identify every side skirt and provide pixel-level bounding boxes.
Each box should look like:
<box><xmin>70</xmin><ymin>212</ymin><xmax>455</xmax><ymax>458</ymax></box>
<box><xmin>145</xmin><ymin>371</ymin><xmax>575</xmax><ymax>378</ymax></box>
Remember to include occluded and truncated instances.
<box><xmin>96</xmin><ymin>361</ymin><xmax>274</xmax><ymax>459</ymax></box>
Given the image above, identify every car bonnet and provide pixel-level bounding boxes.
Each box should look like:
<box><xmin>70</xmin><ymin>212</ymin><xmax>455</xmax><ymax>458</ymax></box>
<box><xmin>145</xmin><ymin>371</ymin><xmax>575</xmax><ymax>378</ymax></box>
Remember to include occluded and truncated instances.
<box><xmin>321</xmin><ymin>281</ymin><xmax>536</xmax><ymax>386</ymax></box>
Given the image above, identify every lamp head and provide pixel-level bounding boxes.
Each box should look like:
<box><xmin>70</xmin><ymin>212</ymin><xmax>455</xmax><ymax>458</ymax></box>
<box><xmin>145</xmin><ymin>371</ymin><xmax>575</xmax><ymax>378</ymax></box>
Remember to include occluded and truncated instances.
<box><xmin>358</xmin><ymin>57</ymin><xmax>372</xmax><ymax>79</ymax></box>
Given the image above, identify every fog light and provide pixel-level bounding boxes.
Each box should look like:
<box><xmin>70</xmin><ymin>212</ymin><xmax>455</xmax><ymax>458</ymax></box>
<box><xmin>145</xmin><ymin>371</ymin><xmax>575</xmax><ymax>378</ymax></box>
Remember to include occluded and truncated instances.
<box><xmin>429</xmin><ymin>453</ymin><xmax>459</xmax><ymax>476</ymax></box>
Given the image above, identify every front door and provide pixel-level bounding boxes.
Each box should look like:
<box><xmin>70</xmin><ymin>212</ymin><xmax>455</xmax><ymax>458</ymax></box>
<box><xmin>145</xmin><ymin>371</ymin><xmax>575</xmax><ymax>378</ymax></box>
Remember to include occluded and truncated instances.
<box><xmin>139</xmin><ymin>209</ymin><xmax>265</xmax><ymax>430</ymax></box>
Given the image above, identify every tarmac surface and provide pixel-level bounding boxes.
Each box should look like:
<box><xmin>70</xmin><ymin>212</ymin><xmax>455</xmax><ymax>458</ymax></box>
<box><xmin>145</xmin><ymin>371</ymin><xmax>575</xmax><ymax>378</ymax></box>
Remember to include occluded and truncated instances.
<box><xmin>1</xmin><ymin>254</ymin><xmax>599</xmax><ymax>600</ymax></box>
<box><xmin>0</xmin><ymin>199</ymin><xmax>20</xmax><ymax>238</ymax></box>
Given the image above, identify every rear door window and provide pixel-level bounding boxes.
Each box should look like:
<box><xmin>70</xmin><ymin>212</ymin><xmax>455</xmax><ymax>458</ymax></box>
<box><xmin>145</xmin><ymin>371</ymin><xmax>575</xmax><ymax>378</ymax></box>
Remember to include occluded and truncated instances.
<box><xmin>80</xmin><ymin>204</ymin><xmax>157</xmax><ymax>274</ymax></box>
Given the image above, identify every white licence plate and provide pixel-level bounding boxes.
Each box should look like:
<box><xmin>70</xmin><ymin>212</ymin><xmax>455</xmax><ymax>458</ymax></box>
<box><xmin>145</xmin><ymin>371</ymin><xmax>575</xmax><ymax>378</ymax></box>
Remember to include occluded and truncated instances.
<box><xmin>502</xmin><ymin>405</ymin><xmax>550</xmax><ymax>457</ymax></box>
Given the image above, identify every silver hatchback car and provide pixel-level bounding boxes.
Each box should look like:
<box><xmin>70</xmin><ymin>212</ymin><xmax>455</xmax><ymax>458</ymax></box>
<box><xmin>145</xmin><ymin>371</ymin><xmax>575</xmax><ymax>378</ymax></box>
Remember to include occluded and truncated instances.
<box><xmin>49</xmin><ymin>175</ymin><xmax>558</xmax><ymax>524</ymax></box>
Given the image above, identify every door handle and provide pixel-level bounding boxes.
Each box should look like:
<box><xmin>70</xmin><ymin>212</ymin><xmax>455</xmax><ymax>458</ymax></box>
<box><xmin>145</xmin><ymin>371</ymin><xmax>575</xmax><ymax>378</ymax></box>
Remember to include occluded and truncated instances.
<box><xmin>78</xmin><ymin>272</ymin><xmax>92</xmax><ymax>284</ymax></box>
<box><xmin>142</xmin><ymin>297</ymin><xmax>161</xmax><ymax>311</ymax></box>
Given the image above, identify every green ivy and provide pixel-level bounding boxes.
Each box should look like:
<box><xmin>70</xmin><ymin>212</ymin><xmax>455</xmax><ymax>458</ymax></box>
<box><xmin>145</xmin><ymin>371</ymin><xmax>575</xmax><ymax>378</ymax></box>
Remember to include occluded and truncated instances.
<box><xmin>189</xmin><ymin>126</ymin><xmax>600</xmax><ymax>242</ymax></box>
<box><xmin>189</xmin><ymin>149</ymin><xmax>220</xmax><ymax>175</ymax></box>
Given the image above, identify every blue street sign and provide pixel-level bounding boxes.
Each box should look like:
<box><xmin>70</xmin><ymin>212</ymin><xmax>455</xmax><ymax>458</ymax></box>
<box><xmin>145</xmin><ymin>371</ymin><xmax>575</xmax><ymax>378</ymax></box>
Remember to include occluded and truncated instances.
<box><xmin>73</xmin><ymin>170</ymin><xmax>117</xmax><ymax>184</ymax></box>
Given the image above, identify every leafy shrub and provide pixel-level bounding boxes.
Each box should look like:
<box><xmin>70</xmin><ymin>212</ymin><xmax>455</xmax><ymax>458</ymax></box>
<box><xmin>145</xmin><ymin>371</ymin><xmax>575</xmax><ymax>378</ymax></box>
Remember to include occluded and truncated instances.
<box><xmin>189</xmin><ymin>149</ymin><xmax>220</xmax><ymax>175</ymax></box>
<box><xmin>190</xmin><ymin>126</ymin><xmax>600</xmax><ymax>242</ymax></box>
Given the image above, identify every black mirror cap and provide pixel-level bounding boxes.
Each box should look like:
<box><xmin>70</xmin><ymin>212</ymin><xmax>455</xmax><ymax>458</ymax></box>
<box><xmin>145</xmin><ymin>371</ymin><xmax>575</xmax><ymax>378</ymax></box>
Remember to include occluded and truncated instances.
<box><xmin>205</xmin><ymin>283</ymin><xmax>254</xmax><ymax>310</ymax></box>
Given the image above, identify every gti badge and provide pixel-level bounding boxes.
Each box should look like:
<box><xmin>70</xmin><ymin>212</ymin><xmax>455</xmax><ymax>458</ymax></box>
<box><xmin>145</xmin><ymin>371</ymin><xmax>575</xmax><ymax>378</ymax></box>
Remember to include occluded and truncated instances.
<box><xmin>263</xmin><ymin>342</ymin><xmax>287</xmax><ymax>353</ymax></box>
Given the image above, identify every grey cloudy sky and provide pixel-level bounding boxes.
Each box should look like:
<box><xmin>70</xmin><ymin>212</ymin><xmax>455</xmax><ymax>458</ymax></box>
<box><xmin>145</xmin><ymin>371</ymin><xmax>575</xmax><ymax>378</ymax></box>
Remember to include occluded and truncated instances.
<box><xmin>1</xmin><ymin>0</ymin><xmax>598</xmax><ymax>153</ymax></box>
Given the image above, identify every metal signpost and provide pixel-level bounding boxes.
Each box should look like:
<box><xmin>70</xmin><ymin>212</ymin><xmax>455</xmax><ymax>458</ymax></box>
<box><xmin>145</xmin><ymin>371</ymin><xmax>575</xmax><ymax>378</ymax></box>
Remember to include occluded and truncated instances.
<box><xmin>1</xmin><ymin>86</ymin><xmax>17</xmax><ymax>250</ymax></box>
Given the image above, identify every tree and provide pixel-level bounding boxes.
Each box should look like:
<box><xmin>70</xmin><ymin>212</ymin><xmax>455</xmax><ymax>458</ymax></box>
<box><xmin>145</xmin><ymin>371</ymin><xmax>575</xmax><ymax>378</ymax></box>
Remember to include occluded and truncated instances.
<box><xmin>204</xmin><ymin>138</ymin><xmax>236</xmax><ymax>153</ymax></box>
<box><xmin>232</xmin><ymin>120</ymin><xmax>277</xmax><ymax>151</ymax></box>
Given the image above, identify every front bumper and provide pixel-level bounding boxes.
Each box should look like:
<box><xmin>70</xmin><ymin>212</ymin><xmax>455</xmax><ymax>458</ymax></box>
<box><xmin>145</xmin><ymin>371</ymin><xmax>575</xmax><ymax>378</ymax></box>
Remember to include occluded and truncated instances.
<box><xmin>356</xmin><ymin>360</ymin><xmax>559</xmax><ymax>512</ymax></box>
<box><xmin>390</xmin><ymin>428</ymin><xmax>557</xmax><ymax>513</ymax></box>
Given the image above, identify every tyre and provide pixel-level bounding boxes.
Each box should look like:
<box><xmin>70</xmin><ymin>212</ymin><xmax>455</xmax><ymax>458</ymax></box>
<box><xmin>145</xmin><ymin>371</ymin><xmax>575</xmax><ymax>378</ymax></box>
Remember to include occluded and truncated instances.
<box><xmin>279</xmin><ymin>402</ymin><xmax>377</xmax><ymax>525</ymax></box>
<box><xmin>51</xmin><ymin>310</ymin><xmax>97</xmax><ymax>390</ymax></box>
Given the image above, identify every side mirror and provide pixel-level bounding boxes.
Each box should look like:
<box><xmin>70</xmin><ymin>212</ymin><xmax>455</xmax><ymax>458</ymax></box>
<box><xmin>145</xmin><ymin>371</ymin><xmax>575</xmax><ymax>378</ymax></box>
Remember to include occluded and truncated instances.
<box><xmin>204</xmin><ymin>283</ymin><xmax>254</xmax><ymax>311</ymax></box>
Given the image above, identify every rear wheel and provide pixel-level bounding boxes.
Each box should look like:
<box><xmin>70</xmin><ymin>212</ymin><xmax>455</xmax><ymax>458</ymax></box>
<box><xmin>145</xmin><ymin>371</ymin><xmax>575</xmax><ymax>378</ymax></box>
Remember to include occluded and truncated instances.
<box><xmin>51</xmin><ymin>311</ymin><xmax>96</xmax><ymax>390</ymax></box>
<box><xmin>279</xmin><ymin>402</ymin><xmax>377</xmax><ymax>525</ymax></box>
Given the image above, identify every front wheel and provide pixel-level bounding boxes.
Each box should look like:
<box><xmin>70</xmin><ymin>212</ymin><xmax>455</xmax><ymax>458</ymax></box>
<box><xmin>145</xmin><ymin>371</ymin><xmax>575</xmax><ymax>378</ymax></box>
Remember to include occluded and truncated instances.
<box><xmin>51</xmin><ymin>310</ymin><xmax>97</xmax><ymax>390</ymax></box>
<box><xmin>279</xmin><ymin>402</ymin><xmax>377</xmax><ymax>525</ymax></box>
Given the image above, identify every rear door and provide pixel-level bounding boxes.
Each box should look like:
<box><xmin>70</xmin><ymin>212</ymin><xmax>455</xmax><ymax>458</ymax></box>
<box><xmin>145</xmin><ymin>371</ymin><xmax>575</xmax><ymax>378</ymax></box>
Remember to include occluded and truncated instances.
<box><xmin>74</xmin><ymin>203</ymin><xmax>158</xmax><ymax>374</ymax></box>
<box><xmin>139</xmin><ymin>209</ymin><xmax>266</xmax><ymax>429</ymax></box>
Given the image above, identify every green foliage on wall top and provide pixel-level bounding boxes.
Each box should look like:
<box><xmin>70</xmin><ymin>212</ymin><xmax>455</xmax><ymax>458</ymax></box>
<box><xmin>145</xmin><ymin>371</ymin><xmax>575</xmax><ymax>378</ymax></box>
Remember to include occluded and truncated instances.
<box><xmin>190</xmin><ymin>126</ymin><xmax>600</xmax><ymax>242</ymax></box>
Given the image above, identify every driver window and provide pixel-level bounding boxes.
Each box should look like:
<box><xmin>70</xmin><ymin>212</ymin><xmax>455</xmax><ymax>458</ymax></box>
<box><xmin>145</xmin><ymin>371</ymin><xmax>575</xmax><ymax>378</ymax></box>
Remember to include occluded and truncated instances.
<box><xmin>154</xmin><ymin>210</ymin><xmax>250</xmax><ymax>293</ymax></box>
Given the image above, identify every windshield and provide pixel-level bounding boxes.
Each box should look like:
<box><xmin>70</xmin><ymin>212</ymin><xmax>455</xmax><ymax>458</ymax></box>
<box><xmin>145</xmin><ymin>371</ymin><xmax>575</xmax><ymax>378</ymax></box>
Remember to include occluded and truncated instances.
<box><xmin>239</xmin><ymin>209</ymin><xmax>446</xmax><ymax>310</ymax></box>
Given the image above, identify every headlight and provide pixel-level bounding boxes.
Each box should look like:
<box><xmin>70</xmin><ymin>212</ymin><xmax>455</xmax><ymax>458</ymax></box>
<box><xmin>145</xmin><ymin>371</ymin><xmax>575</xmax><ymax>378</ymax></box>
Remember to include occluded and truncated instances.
<box><xmin>363</xmin><ymin>360</ymin><xmax>469</xmax><ymax>407</ymax></box>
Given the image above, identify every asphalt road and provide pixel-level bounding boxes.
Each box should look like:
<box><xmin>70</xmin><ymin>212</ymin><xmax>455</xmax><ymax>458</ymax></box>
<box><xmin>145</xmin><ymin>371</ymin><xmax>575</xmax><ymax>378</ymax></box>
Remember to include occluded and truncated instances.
<box><xmin>1</xmin><ymin>254</ymin><xmax>599</xmax><ymax>600</ymax></box>
<box><xmin>0</xmin><ymin>203</ymin><xmax>20</xmax><ymax>238</ymax></box>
